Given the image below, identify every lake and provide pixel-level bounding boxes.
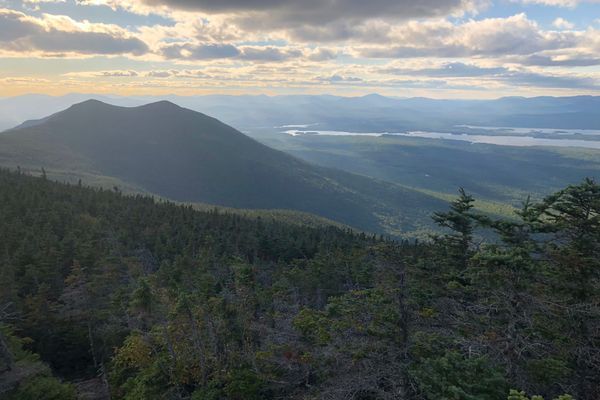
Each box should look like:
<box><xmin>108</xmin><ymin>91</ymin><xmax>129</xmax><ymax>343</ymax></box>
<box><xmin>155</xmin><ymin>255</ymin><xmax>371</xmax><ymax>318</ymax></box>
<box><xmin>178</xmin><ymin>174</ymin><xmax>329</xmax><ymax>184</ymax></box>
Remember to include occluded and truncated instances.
<box><xmin>284</xmin><ymin>128</ymin><xmax>600</xmax><ymax>149</ymax></box>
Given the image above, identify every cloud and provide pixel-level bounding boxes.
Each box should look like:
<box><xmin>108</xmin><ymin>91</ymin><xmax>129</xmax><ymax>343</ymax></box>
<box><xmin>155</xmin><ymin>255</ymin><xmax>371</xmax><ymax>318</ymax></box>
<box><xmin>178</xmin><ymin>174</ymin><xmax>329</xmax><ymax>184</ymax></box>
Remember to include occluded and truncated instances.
<box><xmin>139</xmin><ymin>0</ymin><xmax>478</xmax><ymax>26</ymax></box>
<box><xmin>381</xmin><ymin>62</ymin><xmax>507</xmax><ymax>77</ymax></box>
<box><xmin>0</xmin><ymin>9</ymin><xmax>148</xmax><ymax>56</ymax></box>
<box><xmin>2</xmin><ymin>1</ymin><xmax>599</xmax><ymax>97</ymax></box>
<box><xmin>66</xmin><ymin>69</ymin><xmax>208</xmax><ymax>78</ymax></box>
<box><xmin>516</xmin><ymin>0</ymin><xmax>578</xmax><ymax>5</ymax></box>
<box><xmin>316</xmin><ymin>74</ymin><xmax>363</xmax><ymax>83</ymax></box>
<box><xmin>455</xmin><ymin>15</ymin><xmax>571</xmax><ymax>55</ymax></box>
<box><xmin>64</xmin><ymin>69</ymin><xmax>140</xmax><ymax>77</ymax></box>
<box><xmin>553</xmin><ymin>18</ymin><xmax>574</xmax><ymax>29</ymax></box>
<box><xmin>126</xmin><ymin>69</ymin><xmax>208</xmax><ymax>78</ymax></box>
<box><xmin>0</xmin><ymin>76</ymin><xmax>52</xmax><ymax>84</ymax></box>
<box><xmin>307</xmin><ymin>48</ymin><xmax>339</xmax><ymax>61</ymax></box>
<box><xmin>160</xmin><ymin>42</ymin><xmax>240</xmax><ymax>59</ymax></box>
<box><xmin>98</xmin><ymin>70</ymin><xmax>139</xmax><ymax>76</ymax></box>
<box><xmin>238</xmin><ymin>46</ymin><xmax>302</xmax><ymax>62</ymax></box>
<box><xmin>512</xmin><ymin>53</ymin><xmax>600</xmax><ymax>66</ymax></box>
<box><xmin>514</xmin><ymin>0</ymin><xmax>600</xmax><ymax>7</ymax></box>
<box><xmin>23</xmin><ymin>0</ymin><xmax>67</xmax><ymax>3</ymax></box>
<box><xmin>55</xmin><ymin>61</ymin><xmax>600</xmax><ymax>94</ymax></box>
<box><xmin>500</xmin><ymin>71</ymin><xmax>600</xmax><ymax>88</ymax></box>
<box><xmin>283</xmin><ymin>19</ymin><xmax>393</xmax><ymax>43</ymax></box>
<box><xmin>374</xmin><ymin>60</ymin><xmax>600</xmax><ymax>89</ymax></box>
<box><xmin>70</xmin><ymin>0</ymin><xmax>483</xmax><ymax>44</ymax></box>
<box><xmin>358</xmin><ymin>14</ymin><xmax>579</xmax><ymax>58</ymax></box>
<box><xmin>160</xmin><ymin>42</ymin><xmax>305</xmax><ymax>61</ymax></box>
<box><xmin>145</xmin><ymin>70</ymin><xmax>175</xmax><ymax>77</ymax></box>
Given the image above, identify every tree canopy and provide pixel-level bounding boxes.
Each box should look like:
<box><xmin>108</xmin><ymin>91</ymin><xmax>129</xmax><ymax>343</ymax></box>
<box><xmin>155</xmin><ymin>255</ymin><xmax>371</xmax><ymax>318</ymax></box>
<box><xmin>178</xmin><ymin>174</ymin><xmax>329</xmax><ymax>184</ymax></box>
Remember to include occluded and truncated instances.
<box><xmin>0</xmin><ymin>169</ymin><xmax>597</xmax><ymax>399</ymax></box>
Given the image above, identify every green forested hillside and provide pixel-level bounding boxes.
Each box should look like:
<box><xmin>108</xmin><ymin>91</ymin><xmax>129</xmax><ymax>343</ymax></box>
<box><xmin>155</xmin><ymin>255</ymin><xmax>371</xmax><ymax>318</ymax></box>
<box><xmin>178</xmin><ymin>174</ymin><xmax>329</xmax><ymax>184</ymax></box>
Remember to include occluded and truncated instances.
<box><xmin>0</xmin><ymin>100</ymin><xmax>446</xmax><ymax>237</ymax></box>
<box><xmin>0</xmin><ymin>169</ymin><xmax>598</xmax><ymax>400</ymax></box>
<box><xmin>259</xmin><ymin>132</ymin><xmax>600</xmax><ymax>209</ymax></box>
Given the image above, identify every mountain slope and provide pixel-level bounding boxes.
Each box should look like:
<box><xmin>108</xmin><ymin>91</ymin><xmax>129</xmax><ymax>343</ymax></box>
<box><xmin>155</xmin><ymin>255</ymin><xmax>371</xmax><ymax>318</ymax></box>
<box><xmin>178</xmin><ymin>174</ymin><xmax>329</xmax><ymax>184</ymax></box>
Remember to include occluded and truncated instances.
<box><xmin>4</xmin><ymin>94</ymin><xmax>600</xmax><ymax>136</ymax></box>
<box><xmin>0</xmin><ymin>100</ymin><xmax>446</xmax><ymax>236</ymax></box>
<box><xmin>0</xmin><ymin>93</ymin><xmax>145</xmax><ymax>131</ymax></box>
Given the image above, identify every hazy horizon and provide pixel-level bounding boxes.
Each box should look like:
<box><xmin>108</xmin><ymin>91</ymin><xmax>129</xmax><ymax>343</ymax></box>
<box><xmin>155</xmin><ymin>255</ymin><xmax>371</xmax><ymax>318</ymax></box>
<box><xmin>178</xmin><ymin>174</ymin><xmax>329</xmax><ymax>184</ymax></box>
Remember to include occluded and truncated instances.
<box><xmin>5</xmin><ymin>91</ymin><xmax>600</xmax><ymax>101</ymax></box>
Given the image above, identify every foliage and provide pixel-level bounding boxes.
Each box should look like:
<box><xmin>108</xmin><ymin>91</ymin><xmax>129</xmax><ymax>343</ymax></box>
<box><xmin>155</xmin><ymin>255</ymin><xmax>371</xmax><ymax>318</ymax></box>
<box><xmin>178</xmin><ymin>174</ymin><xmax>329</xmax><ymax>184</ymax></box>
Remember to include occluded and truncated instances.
<box><xmin>0</xmin><ymin>169</ymin><xmax>597</xmax><ymax>399</ymax></box>
<box><xmin>411</xmin><ymin>351</ymin><xmax>507</xmax><ymax>400</ymax></box>
<box><xmin>1</xmin><ymin>324</ymin><xmax>75</xmax><ymax>400</ymax></box>
<box><xmin>7</xmin><ymin>376</ymin><xmax>76</xmax><ymax>400</ymax></box>
<box><xmin>507</xmin><ymin>389</ymin><xmax>574</xmax><ymax>400</ymax></box>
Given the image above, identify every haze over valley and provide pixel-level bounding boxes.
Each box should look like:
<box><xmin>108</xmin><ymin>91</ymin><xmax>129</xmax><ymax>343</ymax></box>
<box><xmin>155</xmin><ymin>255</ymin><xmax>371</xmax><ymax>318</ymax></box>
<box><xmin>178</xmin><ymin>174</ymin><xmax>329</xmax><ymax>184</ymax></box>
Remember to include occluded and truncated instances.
<box><xmin>2</xmin><ymin>94</ymin><xmax>598</xmax><ymax>235</ymax></box>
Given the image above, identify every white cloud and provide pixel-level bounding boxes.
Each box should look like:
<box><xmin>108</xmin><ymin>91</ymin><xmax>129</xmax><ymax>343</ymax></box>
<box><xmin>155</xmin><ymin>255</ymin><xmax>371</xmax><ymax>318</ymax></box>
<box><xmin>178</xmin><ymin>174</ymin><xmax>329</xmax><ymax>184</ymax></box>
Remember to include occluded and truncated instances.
<box><xmin>0</xmin><ymin>8</ymin><xmax>148</xmax><ymax>56</ymax></box>
<box><xmin>380</xmin><ymin>62</ymin><xmax>507</xmax><ymax>77</ymax></box>
<box><xmin>140</xmin><ymin>0</ymin><xmax>480</xmax><ymax>23</ymax></box>
<box><xmin>517</xmin><ymin>0</ymin><xmax>579</xmax><ymax>6</ymax></box>
<box><xmin>2</xmin><ymin>1</ymin><xmax>600</xmax><ymax>95</ymax></box>
<box><xmin>515</xmin><ymin>0</ymin><xmax>600</xmax><ymax>7</ymax></box>
<box><xmin>358</xmin><ymin>14</ymin><xmax>581</xmax><ymax>58</ymax></box>
<box><xmin>553</xmin><ymin>18</ymin><xmax>574</xmax><ymax>29</ymax></box>
<box><xmin>23</xmin><ymin>0</ymin><xmax>66</xmax><ymax>3</ymax></box>
<box><xmin>512</xmin><ymin>52</ymin><xmax>600</xmax><ymax>66</ymax></box>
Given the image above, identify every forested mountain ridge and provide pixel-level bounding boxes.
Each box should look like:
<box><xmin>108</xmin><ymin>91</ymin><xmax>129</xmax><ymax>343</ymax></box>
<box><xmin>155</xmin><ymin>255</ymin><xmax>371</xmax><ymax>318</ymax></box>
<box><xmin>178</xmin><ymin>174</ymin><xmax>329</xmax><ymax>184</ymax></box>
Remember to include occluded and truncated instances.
<box><xmin>0</xmin><ymin>169</ymin><xmax>598</xmax><ymax>399</ymax></box>
<box><xmin>0</xmin><ymin>99</ymin><xmax>446</xmax><ymax>237</ymax></box>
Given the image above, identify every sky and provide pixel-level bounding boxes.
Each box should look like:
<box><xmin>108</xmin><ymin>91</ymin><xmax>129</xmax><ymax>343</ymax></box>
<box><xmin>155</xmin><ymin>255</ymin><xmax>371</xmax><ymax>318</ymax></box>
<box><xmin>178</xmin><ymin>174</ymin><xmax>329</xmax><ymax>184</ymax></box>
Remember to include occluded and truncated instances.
<box><xmin>1</xmin><ymin>0</ymin><xmax>600</xmax><ymax>98</ymax></box>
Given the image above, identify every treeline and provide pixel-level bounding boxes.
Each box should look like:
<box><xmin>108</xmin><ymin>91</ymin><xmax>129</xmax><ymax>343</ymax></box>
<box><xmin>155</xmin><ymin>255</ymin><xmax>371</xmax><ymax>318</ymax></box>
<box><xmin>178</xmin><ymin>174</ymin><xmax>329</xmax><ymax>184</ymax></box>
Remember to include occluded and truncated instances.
<box><xmin>0</xmin><ymin>168</ymin><xmax>598</xmax><ymax>399</ymax></box>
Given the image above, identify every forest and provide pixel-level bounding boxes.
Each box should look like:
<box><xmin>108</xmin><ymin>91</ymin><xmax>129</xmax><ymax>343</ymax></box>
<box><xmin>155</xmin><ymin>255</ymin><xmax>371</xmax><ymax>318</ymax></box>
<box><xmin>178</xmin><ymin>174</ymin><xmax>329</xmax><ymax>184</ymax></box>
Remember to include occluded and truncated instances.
<box><xmin>0</xmin><ymin>168</ymin><xmax>598</xmax><ymax>400</ymax></box>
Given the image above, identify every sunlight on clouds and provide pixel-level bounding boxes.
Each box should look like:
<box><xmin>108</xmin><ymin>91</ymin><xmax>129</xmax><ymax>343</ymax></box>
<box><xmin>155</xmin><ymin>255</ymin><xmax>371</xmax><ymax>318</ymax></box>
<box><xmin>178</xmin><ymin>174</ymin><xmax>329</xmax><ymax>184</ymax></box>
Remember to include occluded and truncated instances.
<box><xmin>553</xmin><ymin>17</ymin><xmax>575</xmax><ymax>29</ymax></box>
<box><xmin>515</xmin><ymin>0</ymin><xmax>600</xmax><ymax>6</ymax></box>
<box><xmin>0</xmin><ymin>0</ymin><xmax>599</xmax><ymax>96</ymax></box>
<box><xmin>0</xmin><ymin>8</ymin><xmax>148</xmax><ymax>57</ymax></box>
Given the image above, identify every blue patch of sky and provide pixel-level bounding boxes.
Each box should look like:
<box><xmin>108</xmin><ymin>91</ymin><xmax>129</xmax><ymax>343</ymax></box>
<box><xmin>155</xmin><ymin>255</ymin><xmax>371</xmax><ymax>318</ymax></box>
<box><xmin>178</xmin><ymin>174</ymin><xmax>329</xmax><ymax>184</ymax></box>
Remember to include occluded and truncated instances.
<box><xmin>474</xmin><ymin>1</ymin><xmax>600</xmax><ymax>30</ymax></box>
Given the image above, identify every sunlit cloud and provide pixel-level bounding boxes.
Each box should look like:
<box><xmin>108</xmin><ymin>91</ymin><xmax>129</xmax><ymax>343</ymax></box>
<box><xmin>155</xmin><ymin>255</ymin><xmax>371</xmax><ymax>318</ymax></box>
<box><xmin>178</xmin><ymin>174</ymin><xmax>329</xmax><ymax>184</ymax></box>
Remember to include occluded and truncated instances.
<box><xmin>514</xmin><ymin>0</ymin><xmax>600</xmax><ymax>7</ymax></box>
<box><xmin>1</xmin><ymin>0</ymin><xmax>599</xmax><ymax>96</ymax></box>
<box><xmin>0</xmin><ymin>8</ymin><xmax>148</xmax><ymax>56</ymax></box>
<box><xmin>553</xmin><ymin>17</ymin><xmax>574</xmax><ymax>29</ymax></box>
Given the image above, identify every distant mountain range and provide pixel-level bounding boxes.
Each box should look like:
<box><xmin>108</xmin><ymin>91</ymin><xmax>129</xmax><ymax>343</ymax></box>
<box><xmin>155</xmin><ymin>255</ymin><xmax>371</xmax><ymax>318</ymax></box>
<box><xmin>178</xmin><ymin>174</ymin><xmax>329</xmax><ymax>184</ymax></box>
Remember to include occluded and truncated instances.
<box><xmin>0</xmin><ymin>99</ymin><xmax>447</xmax><ymax>236</ymax></box>
<box><xmin>2</xmin><ymin>93</ymin><xmax>600</xmax><ymax>133</ymax></box>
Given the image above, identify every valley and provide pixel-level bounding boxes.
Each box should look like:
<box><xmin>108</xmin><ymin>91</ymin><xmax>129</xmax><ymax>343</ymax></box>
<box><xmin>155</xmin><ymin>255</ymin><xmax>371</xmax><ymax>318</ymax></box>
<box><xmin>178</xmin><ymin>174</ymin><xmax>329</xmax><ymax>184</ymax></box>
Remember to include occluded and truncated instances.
<box><xmin>0</xmin><ymin>99</ymin><xmax>448</xmax><ymax>238</ymax></box>
<box><xmin>2</xmin><ymin>94</ymin><xmax>599</xmax><ymax>235</ymax></box>
<box><xmin>250</xmin><ymin>126</ymin><xmax>600</xmax><ymax>212</ymax></box>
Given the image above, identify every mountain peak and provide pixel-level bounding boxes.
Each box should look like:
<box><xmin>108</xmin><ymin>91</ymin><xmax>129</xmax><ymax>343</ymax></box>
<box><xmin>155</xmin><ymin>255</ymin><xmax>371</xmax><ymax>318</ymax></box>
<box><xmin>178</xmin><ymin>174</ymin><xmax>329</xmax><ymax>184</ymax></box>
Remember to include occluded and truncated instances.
<box><xmin>362</xmin><ymin>93</ymin><xmax>387</xmax><ymax>99</ymax></box>
<box><xmin>67</xmin><ymin>99</ymin><xmax>115</xmax><ymax>111</ymax></box>
<box><xmin>66</xmin><ymin>99</ymin><xmax>182</xmax><ymax>113</ymax></box>
<box><xmin>139</xmin><ymin>100</ymin><xmax>182</xmax><ymax>111</ymax></box>
<box><xmin>0</xmin><ymin>96</ymin><xmax>448</xmax><ymax>236</ymax></box>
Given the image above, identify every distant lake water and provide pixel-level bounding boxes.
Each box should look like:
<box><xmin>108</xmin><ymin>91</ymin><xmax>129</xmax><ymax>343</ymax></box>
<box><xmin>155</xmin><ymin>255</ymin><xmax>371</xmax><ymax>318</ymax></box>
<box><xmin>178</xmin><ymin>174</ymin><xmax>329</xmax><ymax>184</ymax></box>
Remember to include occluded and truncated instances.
<box><xmin>284</xmin><ymin>128</ymin><xmax>600</xmax><ymax>150</ymax></box>
<box><xmin>457</xmin><ymin>125</ymin><xmax>600</xmax><ymax>136</ymax></box>
<box><xmin>285</xmin><ymin>129</ymin><xmax>381</xmax><ymax>137</ymax></box>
